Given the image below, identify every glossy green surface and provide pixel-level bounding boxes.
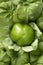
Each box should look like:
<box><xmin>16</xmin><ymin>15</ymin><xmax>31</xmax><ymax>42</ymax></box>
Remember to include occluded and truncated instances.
<box><xmin>10</xmin><ymin>23</ymin><xmax>34</xmax><ymax>46</ymax></box>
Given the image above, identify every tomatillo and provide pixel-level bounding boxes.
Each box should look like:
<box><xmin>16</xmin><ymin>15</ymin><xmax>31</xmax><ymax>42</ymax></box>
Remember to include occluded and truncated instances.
<box><xmin>39</xmin><ymin>41</ymin><xmax>43</xmax><ymax>51</ymax></box>
<box><xmin>10</xmin><ymin>23</ymin><xmax>34</xmax><ymax>46</ymax></box>
<box><xmin>37</xmin><ymin>17</ymin><xmax>43</xmax><ymax>32</ymax></box>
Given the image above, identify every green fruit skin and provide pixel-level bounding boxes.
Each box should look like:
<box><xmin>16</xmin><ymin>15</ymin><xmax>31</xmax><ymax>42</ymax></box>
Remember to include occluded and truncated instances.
<box><xmin>30</xmin><ymin>49</ymin><xmax>41</xmax><ymax>63</ymax></box>
<box><xmin>15</xmin><ymin>52</ymin><xmax>29</xmax><ymax>65</ymax></box>
<box><xmin>39</xmin><ymin>41</ymin><xmax>43</xmax><ymax>51</ymax></box>
<box><xmin>13</xmin><ymin>1</ymin><xmax>42</xmax><ymax>23</ymax></box>
<box><xmin>10</xmin><ymin>23</ymin><xmax>34</xmax><ymax>46</ymax></box>
<box><xmin>37</xmin><ymin>17</ymin><xmax>43</xmax><ymax>32</ymax></box>
<box><xmin>36</xmin><ymin>55</ymin><xmax>43</xmax><ymax>65</ymax></box>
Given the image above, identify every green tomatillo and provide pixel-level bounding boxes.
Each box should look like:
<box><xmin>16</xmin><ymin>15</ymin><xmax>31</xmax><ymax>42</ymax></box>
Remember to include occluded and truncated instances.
<box><xmin>13</xmin><ymin>1</ymin><xmax>42</xmax><ymax>23</ymax></box>
<box><xmin>10</xmin><ymin>23</ymin><xmax>34</xmax><ymax>46</ymax></box>
<box><xmin>37</xmin><ymin>17</ymin><xmax>43</xmax><ymax>32</ymax></box>
<box><xmin>39</xmin><ymin>41</ymin><xmax>43</xmax><ymax>52</ymax></box>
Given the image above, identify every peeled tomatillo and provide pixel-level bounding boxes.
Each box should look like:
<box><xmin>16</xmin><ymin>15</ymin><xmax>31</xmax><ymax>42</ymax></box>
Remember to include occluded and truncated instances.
<box><xmin>10</xmin><ymin>23</ymin><xmax>34</xmax><ymax>46</ymax></box>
